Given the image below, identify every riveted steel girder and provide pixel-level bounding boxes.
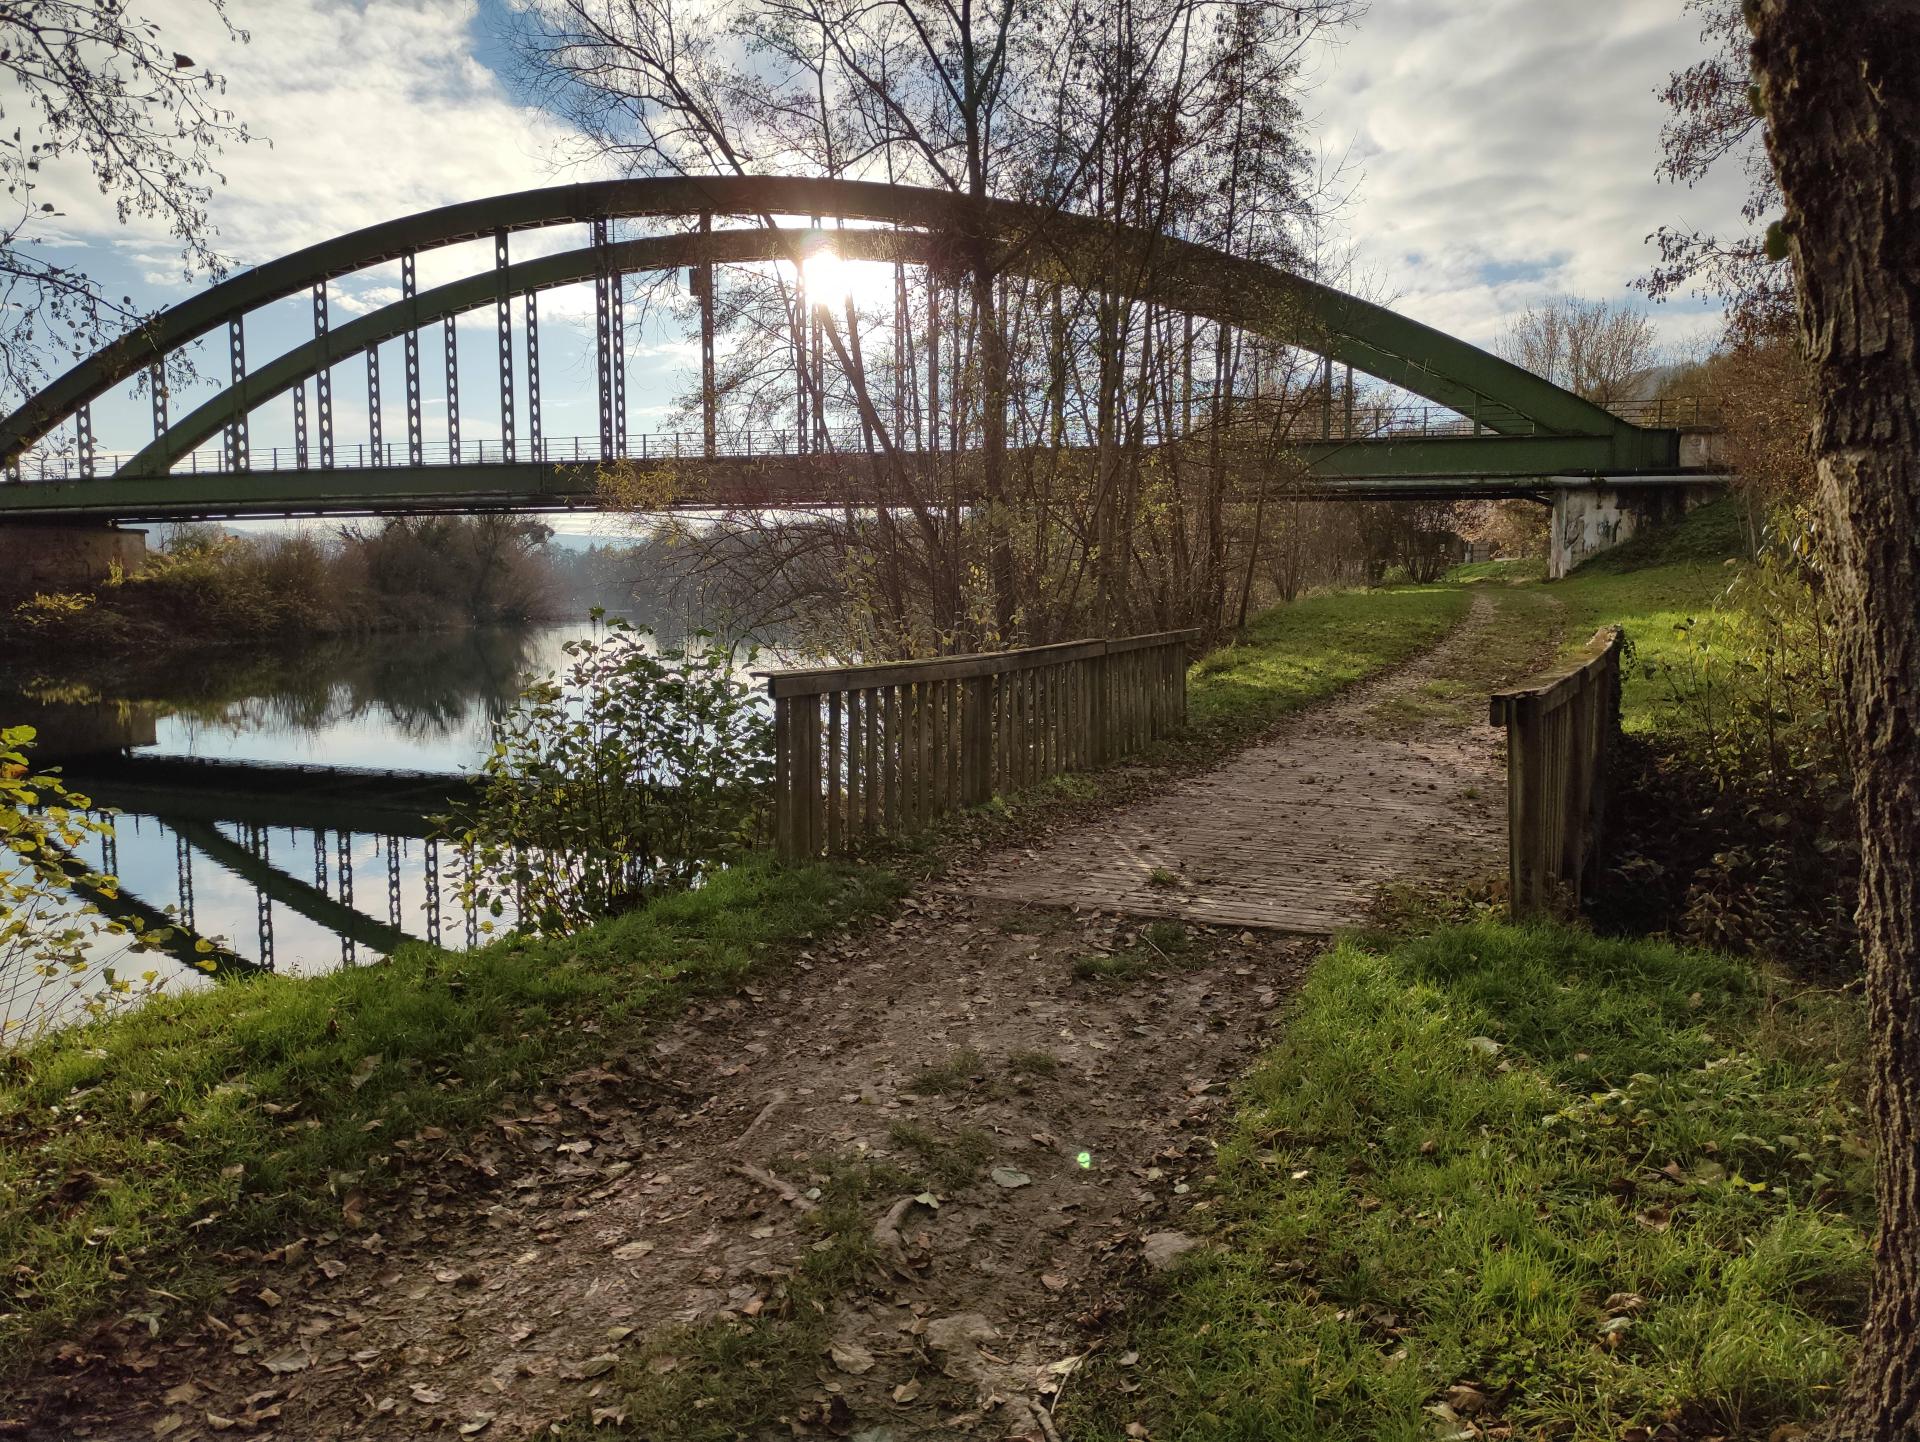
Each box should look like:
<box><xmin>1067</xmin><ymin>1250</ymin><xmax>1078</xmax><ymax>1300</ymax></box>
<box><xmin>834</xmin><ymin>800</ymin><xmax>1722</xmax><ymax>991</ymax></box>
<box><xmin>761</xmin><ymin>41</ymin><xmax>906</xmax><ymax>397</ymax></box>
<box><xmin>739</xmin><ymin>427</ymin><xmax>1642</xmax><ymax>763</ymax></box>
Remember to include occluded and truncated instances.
<box><xmin>0</xmin><ymin>440</ymin><xmax>1705</xmax><ymax>522</ymax></box>
<box><xmin>3</xmin><ymin>176</ymin><xmax>1648</xmax><ymax>477</ymax></box>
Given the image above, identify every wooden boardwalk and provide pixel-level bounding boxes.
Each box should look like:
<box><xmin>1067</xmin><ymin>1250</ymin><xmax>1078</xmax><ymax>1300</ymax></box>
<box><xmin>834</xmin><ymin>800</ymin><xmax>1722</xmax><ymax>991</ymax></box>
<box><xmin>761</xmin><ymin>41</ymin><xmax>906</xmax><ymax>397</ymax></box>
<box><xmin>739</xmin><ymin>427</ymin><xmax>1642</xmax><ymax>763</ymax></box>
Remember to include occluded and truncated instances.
<box><xmin>968</xmin><ymin>595</ymin><xmax>1511</xmax><ymax>933</ymax></box>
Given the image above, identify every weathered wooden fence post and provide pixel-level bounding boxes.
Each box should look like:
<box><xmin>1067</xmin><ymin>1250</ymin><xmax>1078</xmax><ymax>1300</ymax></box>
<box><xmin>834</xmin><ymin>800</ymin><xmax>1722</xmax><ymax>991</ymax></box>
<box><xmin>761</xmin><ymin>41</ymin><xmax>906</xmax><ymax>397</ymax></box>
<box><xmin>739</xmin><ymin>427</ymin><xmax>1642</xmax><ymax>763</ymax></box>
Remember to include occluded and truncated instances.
<box><xmin>1489</xmin><ymin>626</ymin><xmax>1624</xmax><ymax>918</ymax></box>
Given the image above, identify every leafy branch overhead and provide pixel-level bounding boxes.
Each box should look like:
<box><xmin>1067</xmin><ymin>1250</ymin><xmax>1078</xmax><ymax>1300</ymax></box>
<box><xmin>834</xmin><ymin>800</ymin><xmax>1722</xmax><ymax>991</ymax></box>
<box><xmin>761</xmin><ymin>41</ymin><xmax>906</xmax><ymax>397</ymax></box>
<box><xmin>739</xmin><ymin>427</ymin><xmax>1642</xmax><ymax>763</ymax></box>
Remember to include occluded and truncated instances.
<box><xmin>0</xmin><ymin>0</ymin><xmax>252</xmax><ymax>403</ymax></box>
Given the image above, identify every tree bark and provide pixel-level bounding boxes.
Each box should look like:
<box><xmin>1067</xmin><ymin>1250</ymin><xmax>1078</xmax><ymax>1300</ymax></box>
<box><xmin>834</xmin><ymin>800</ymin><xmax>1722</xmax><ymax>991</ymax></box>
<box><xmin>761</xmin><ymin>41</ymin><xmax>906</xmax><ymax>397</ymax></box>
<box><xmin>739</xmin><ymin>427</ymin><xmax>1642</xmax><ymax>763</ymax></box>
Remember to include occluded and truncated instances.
<box><xmin>1749</xmin><ymin>3</ymin><xmax>1920</xmax><ymax>1436</ymax></box>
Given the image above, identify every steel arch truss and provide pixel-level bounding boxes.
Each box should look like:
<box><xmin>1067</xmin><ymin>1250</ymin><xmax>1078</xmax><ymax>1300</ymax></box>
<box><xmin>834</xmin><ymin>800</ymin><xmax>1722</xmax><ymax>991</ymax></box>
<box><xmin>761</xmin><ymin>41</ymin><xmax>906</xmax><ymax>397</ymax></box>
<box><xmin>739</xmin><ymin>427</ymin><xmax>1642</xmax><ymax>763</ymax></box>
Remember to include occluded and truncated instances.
<box><xmin>0</xmin><ymin>175</ymin><xmax>1682</xmax><ymax>519</ymax></box>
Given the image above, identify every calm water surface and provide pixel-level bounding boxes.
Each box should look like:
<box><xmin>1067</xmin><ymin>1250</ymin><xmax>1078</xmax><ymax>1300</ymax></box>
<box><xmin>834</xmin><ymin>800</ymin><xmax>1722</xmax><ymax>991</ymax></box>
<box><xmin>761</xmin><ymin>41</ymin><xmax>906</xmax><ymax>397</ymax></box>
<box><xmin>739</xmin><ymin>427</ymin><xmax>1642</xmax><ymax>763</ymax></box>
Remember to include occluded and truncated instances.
<box><xmin>4</xmin><ymin>621</ymin><xmax>771</xmax><ymax>1035</ymax></box>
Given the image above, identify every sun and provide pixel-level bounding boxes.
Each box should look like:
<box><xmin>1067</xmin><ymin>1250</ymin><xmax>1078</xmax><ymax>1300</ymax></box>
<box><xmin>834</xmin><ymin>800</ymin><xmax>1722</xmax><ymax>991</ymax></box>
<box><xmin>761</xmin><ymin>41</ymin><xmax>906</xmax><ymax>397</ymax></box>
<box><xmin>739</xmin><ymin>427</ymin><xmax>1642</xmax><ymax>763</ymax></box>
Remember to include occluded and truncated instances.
<box><xmin>800</xmin><ymin>246</ymin><xmax>851</xmax><ymax>310</ymax></box>
<box><xmin>798</xmin><ymin>242</ymin><xmax>893</xmax><ymax>313</ymax></box>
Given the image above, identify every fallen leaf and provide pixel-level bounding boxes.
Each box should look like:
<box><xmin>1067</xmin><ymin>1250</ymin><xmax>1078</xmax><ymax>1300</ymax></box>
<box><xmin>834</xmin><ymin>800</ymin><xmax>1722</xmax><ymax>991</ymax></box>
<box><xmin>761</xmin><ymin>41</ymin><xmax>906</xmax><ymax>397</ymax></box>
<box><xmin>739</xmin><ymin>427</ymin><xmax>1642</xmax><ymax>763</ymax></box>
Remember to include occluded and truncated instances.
<box><xmin>348</xmin><ymin>1054</ymin><xmax>382</xmax><ymax>1090</ymax></box>
<box><xmin>990</xmin><ymin>1167</ymin><xmax>1033</xmax><ymax>1189</ymax></box>
<box><xmin>892</xmin><ymin>1379</ymin><xmax>922</xmax><ymax>1404</ymax></box>
<box><xmin>458</xmin><ymin>1417</ymin><xmax>494</xmax><ymax>1436</ymax></box>
<box><xmin>611</xmin><ymin>1240</ymin><xmax>655</xmax><ymax>1261</ymax></box>
<box><xmin>410</xmin><ymin>1384</ymin><xmax>446</xmax><ymax>1405</ymax></box>
<box><xmin>830</xmin><ymin>1339</ymin><xmax>876</xmax><ymax>1375</ymax></box>
<box><xmin>1141</xmin><ymin>1232</ymin><xmax>1199</xmax><ymax>1271</ymax></box>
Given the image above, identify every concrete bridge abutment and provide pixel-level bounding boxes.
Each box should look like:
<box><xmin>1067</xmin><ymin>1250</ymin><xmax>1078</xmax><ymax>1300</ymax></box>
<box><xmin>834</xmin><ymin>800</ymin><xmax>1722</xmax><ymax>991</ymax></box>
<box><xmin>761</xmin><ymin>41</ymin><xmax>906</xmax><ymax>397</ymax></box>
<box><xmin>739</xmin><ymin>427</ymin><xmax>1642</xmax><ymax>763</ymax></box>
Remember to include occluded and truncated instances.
<box><xmin>1547</xmin><ymin>478</ymin><xmax>1724</xmax><ymax>578</ymax></box>
<box><xmin>0</xmin><ymin>523</ymin><xmax>147</xmax><ymax>595</ymax></box>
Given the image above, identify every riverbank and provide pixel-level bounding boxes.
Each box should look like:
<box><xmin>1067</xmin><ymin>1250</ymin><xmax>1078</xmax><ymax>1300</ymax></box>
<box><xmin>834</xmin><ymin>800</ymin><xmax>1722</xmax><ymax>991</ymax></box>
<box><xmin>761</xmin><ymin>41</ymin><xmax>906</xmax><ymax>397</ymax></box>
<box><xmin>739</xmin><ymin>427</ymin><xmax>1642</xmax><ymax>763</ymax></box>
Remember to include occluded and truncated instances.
<box><xmin>5</xmin><ymin>532</ymin><xmax>1866</xmax><ymax>1442</ymax></box>
<box><xmin>0</xmin><ymin>579</ymin><xmax>1470</xmax><ymax>1381</ymax></box>
<box><xmin>0</xmin><ymin>517</ymin><xmax>568</xmax><ymax>666</ymax></box>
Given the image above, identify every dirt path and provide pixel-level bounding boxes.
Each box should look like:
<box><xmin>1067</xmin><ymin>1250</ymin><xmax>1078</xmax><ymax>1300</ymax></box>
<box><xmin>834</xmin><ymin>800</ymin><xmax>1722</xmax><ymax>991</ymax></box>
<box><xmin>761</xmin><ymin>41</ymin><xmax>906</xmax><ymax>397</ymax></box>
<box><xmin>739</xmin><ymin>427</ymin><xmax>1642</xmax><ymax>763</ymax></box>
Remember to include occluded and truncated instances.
<box><xmin>969</xmin><ymin>590</ymin><xmax>1513</xmax><ymax>930</ymax></box>
<box><xmin>14</xmin><ymin>591</ymin><xmax>1544</xmax><ymax>1442</ymax></box>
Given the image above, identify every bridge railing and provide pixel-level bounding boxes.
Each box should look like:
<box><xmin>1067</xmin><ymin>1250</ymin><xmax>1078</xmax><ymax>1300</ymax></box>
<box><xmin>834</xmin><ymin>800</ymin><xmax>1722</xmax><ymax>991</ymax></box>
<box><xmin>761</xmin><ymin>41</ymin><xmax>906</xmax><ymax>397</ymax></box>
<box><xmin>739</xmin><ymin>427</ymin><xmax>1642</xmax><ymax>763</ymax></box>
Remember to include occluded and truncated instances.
<box><xmin>2</xmin><ymin>396</ymin><xmax>1716</xmax><ymax>484</ymax></box>
<box><xmin>1489</xmin><ymin>626</ymin><xmax>1624</xmax><ymax>918</ymax></box>
<box><xmin>758</xmin><ymin>629</ymin><xmax>1197</xmax><ymax>860</ymax></box>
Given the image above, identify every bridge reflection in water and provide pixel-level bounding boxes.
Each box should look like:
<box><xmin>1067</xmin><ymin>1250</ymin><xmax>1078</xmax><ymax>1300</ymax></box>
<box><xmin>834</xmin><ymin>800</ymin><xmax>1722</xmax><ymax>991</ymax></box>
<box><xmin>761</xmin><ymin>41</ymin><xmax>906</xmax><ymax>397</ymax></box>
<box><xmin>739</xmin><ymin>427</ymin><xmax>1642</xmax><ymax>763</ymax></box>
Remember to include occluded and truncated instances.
<box><xmin>0</xmin><ymin>624</ymin><xmax>573</xmax><ymax>1034</ymax></box>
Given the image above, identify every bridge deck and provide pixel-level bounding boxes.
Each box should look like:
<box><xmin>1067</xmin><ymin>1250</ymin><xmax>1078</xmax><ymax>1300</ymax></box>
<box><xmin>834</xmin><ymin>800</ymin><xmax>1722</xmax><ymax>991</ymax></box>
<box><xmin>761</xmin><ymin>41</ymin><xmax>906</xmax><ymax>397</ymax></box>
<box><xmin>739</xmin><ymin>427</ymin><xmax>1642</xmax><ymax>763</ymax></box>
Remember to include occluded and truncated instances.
<box><xmin>967</xmin><ymin>593</ymin><xmax>1514</xmax><ymax>931</ymax></box>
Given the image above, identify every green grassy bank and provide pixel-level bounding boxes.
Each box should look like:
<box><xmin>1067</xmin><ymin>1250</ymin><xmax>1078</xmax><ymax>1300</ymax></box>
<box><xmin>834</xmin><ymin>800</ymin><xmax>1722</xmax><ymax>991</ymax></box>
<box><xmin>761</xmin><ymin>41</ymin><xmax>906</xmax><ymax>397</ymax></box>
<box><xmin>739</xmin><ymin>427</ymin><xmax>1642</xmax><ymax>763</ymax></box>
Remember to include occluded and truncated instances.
<box><xmin>1188</xmin><ymin>584</ymin><xmax>1471</xmax><ymax>743</ymax></box>
<box><xmin>1546</xmin><ymin>499</ymin><xmax>1750</xmax><ymax>735</ymax></box>
<box><xmin>0</xmin><ymin>861</ymin><xmax>902</xmax><ymax>1361</ymax></box>
<box><xmin>1068</xmin><ymin>922</ymin><xmax>1870</xmax><ymax>1442</ymax></box>
<box><xmin>0</xmin><ymin>578</ymin><xmax>1478</xmax><ymax>1369</ymax></box>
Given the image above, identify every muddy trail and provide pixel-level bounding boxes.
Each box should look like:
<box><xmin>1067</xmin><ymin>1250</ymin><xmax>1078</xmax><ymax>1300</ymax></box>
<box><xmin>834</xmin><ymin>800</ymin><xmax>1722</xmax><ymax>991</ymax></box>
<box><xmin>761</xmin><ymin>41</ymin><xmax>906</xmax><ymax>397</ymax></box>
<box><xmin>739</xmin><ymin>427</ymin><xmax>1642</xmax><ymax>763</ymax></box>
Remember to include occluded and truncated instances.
<box><xmin>12</xmin><ymin>592</ymin><xmax>1542</xmax><ymax>1441</ymax></box>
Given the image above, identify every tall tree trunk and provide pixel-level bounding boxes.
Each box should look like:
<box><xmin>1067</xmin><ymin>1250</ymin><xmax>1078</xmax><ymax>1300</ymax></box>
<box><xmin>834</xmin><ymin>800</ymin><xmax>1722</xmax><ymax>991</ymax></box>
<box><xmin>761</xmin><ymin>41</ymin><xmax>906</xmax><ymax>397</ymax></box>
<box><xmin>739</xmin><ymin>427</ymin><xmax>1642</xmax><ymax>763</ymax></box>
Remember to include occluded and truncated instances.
<box><xmin>1750</xmin><ymin>4</ymin><xmax>1920</xmax><ymax>1436</ymax></box>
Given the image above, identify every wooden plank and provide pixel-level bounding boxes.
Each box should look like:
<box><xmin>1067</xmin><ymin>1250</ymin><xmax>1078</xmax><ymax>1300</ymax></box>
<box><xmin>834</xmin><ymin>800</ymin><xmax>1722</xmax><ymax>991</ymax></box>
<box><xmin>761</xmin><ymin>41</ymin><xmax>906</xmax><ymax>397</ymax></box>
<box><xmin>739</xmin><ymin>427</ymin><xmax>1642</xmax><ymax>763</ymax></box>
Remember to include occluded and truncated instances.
<box><xmin>827</xmin><ymin>691</ymin><xmax>843</xmax><ymax>855</ymax></box>
<box><xmin>863</xmin><ymin>687</ymin><xmax>880</xmax><ymax>838</ymax></box>
<box><xmin>759</xmin><ymin>636</ymin><xmax>1112</xmax><ymax>697</ymax></box>
<box><xmin>845</xmin><ymin>689</ymin><xmax>862</xmax><ymax>848</ymax></box>
<box><xmin>758</xmin><ymin>629</ymin><xmax>1202</xmax><ymax>697</ymax></box>
<box><xmin>883</xmin><ymin>684</ymin><xmax>900</xmax><ymax>834</ymax></box>
<box><xmin>772</xmin><ymin>696</ymin><xmax>793</xmax><ymax>860</ymax></box>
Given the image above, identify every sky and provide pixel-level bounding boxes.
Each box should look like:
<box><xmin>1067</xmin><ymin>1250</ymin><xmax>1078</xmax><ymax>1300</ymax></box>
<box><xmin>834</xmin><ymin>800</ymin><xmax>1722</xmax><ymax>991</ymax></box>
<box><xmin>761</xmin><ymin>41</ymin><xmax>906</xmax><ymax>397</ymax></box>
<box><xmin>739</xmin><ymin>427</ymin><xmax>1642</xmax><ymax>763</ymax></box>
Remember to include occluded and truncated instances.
<box><xmin>19</xmin><ymin>0</ymin><xmax>1747</xmax><ymax>486</ymax></box>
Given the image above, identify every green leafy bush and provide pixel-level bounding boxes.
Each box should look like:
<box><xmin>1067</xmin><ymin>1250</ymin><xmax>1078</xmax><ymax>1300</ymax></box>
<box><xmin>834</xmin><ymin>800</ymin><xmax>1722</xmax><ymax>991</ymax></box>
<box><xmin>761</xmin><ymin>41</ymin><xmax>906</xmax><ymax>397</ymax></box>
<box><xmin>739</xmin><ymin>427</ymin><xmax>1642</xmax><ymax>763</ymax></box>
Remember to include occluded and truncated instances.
<box><xmin>1</xmin><ymin>726</ymin><xmax>177</xmax><ymax>1042</ymax></box>
<box><xmin>450</xmin><ymin>620</ymin><xmax>772</xmax><ymax>936</ymax></box>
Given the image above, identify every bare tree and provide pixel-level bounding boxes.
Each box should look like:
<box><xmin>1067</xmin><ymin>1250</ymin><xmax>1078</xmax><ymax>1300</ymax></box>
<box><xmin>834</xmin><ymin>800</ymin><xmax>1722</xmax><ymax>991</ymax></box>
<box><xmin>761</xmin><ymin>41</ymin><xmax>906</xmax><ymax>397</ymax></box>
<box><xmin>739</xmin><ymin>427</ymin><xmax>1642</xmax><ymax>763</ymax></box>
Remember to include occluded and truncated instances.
<box><xmin>1496</xmin><ymin>296</ymin><xmax>1659</xmax><ymax>408</ymax></box>
<box><xmin>513</xmin><ymin>0</ymin><xmax>1360</xmax><ymax>654</ymax></box>
<box><xmin>0</xmin><ymin>0</ymin><xmax>251</xmax><ymax>403</ymax></box>
<box><xmin>1748</xmin><ymin>3</ymin><xmax>1920</xmax><ymax>1437</ymax></box>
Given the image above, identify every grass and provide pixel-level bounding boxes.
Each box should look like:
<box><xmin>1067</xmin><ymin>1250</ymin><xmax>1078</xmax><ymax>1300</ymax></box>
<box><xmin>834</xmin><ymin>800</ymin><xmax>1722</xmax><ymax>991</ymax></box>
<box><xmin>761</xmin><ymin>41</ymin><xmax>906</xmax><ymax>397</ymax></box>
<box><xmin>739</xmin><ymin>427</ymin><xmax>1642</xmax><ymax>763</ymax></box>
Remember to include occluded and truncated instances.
<box><xmin>1547</xmin><ymin>498</ymin><xmax>1751</xmax><ymax>736</ymax></box>
<box><xmin>1368</xmin><ymin>584</ymin><xmax>1566</xmax><ymax>729</ymax></box>
<box><xmin>888</xmin><ymin>1119</ymin><xmax>997</xmax><ymax>1191</ymax></box>
<box><xmin>1445</xmin><ymin>556</ymin><xmax>1548</xmax><ymax>585</ymax></box>
<box><xmin>0</xmin><ymin>857</ymin><xmax>903</xmax><ymax>1363</ymax></box>
<box><xmin>905</xmin><ymin>1046</ymin><xmax>986</xmax><ymax>1095</ymax></box>
<box><xmin>1073</xmin><ymin>920</ymin><xmax>1194</xmax><ymax>983</ymax></box>
<box><xmin>1007</xmin><ymin>1048</ymin><xmax>1061</xmax><ymax>1078</ymax></box>
<box><xmin>1188</xmin><ymin>584</ymin><xmax>1472</xmax><ymax>745</ymax></box>
<box><xmin>1065</xmin><ymin>920</ymin><xmax>1871</xmax><ymax>1442</ymax></box>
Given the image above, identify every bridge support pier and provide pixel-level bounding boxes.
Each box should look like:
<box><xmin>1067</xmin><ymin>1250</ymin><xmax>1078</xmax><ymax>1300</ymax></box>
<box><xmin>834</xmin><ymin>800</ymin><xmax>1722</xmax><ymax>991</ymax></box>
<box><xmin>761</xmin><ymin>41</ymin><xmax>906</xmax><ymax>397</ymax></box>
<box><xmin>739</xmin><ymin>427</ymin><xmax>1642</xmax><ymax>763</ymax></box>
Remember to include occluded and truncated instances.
<box><xmin>0</xmin><ymin>523</ymin><xmax>147</xmax><ymax>594</ymax></box>
<box><xmin>1548</xmin><ymin>479</ymin><xmax>1723</xmax><ymax>578</ymax></box>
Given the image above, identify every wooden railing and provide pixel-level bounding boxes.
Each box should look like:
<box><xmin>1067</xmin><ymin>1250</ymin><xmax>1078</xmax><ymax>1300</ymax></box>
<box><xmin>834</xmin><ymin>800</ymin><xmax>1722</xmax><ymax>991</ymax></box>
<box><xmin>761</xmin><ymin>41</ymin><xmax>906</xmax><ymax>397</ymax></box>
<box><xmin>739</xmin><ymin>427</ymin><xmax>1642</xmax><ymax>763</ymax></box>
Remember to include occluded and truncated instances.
<box><xmin>1489</xmin><ymin>626</ymin><xmax>1625</xmax><ymax>917</ymax></box>
<box><xmin>759</xmin><ymin>630</ymin><xmax>1198</xmax><ymax>860</ymax></box>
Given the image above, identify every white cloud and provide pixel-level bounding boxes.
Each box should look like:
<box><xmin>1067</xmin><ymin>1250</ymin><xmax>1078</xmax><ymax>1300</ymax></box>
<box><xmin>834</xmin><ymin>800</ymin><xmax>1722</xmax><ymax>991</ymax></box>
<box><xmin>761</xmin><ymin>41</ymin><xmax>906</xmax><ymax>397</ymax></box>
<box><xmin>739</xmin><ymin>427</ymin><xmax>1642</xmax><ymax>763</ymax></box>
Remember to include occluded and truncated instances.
<box><xmin>53</xmin><ymin>0</ymin><xmax>590</xmax><ymax>267</ymax></box>
<box><xmin>1314</xmin><ymin>0</ymin><xmax>1751</xmax><ymax>351</ymax></box>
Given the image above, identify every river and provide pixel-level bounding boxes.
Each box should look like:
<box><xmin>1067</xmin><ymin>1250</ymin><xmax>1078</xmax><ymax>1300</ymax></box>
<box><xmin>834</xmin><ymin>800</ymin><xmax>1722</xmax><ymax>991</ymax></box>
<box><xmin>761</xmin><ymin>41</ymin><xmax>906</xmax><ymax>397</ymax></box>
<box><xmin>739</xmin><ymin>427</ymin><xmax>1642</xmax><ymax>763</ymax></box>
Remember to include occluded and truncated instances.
<box><xmin>3</xmin><ymin>619</ymin><xmax>773</xmax><ymax>1038</ymax></box>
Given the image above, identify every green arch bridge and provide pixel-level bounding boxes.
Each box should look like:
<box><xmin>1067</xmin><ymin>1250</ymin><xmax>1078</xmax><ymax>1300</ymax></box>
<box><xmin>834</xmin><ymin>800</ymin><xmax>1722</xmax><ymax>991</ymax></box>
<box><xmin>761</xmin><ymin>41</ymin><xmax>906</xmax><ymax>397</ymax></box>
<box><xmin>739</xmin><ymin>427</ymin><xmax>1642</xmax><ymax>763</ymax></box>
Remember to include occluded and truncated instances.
<box><xmin>0</xmin><ymin>176</ymin><xmax>1719</xmax><ymax>541</ymax></box>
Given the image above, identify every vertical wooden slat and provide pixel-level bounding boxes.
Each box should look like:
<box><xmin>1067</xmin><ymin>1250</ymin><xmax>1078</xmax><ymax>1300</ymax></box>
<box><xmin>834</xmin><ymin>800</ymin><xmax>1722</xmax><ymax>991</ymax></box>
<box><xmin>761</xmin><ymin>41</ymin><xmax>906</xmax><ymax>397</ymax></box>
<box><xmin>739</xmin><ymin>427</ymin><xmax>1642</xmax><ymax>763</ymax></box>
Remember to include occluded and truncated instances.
<box><xmin>1052</xmin><ymin>664</ymin><xmax>1067</xmax><ymax>779</ymax></box>
<box><xmin>864</xmin><ymin>688</ymin><xmax>880</xmax><ymax>838</ymax></box>
<box><xmin>773</xmin><ymin>696</ymin><xmax>793</xmax><ymax>860</ymax></box>
<box><xmin>1023</xmin><ymin>669</ymin><xmax>1037</xmax><ymax>788</ymax></box>
<box><xmin>798</xmin><ymin>695</ymin><xmax>821</xmax><ymax>857</ymax></box>
<box><xmin>939</xmin><ymin>678</ymin><xmax>952</xmax><ymax>807</ymax></box>
<box><xmin>827</xmin><ymin>691</ymin><xmax>843</xmax><ymax>855</ymax></box>
<box><xmin>846</xmin><ymin>689</ymin><xmax>863</xmax><ymax>847</ymax></box>
<box><xmin>901</xmin><ymin>683</ymin><xmax>917</xmax><ymax>831</ymax></box>
<box><xmin>917</xmin><ymin>681</ymin><xmax>934</xmax><ymax>824</ymax></box>
<box><xmin>884</xmin><ymin>685</ymin><xmax>901</xmax><ymax>835</ymax></box>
